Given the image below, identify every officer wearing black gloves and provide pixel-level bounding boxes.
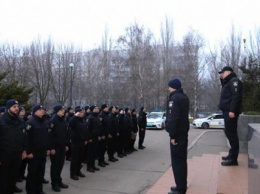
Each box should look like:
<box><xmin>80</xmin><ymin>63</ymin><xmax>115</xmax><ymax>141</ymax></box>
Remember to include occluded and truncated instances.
<box><xmin>0</xmin><ymin>99</ymin><xmax>26</xmax><ymax>194</ymax></box>
<box><xmin>218</xmin><ymin>66</ymin><xmax>243</xmax><ymax>166</ymax></box>
<box><xmin>25</xmin><ymin>105</ymin><xmax>51</xmax><ymax>194</ymax></box>
<box><xmin>166</xmin><ymin>78</ymin><xmax>189</xmax><ymax>194</ymax></box>
<box><xmin>49</xmin><ymin>105</ymin><xmax>69</xmax><ymax>191</ymax></box>
<box><xmin>69</xmin><ymin>108</ymin><xmax>88</xmax><ymax>180</ymax></box>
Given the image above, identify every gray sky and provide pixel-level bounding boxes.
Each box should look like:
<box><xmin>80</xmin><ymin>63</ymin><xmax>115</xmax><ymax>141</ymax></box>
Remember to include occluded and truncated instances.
<box><xmin>0</xmin><ymin>0</ymin><xmax>258</xmax><ymax>49</ymax></box>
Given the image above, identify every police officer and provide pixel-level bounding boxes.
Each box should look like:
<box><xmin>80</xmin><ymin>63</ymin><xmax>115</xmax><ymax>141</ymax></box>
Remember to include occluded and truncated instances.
<box><xmin>69</xmin><ymin>107</ymin><xmax>88</xmax><ymax>180</ymax></box>
<box><xmin>49</xmin><ymin>105</ymin><xmax>69</xmax><ymax>191</ymax></box>
<box><xmin>25</xmin><ymin>105</ymin><xmax>51</xmax><ymax>194</ymax></box>
<box><xmin>123</xmin><ymin>108</ymin><xmax>133</xmax><ymax>154</ymax></box>
<box><xmin>117</xmin><ymin>108</ymin><xmax>125</xmax><ymax>157</ymax></box>
<box><xmin>138</xmin><ymin>107</ymin><xmax>147</xmax><ymax>149</ymax></box>
<box><xmin>86</xmin><ymin>105</ymin><xmax>102</xmax><ymax>172</ymax></box>
<box><xmin>107</xmin><ymin>106</ymin><xmax>120</xmax><ymax>162</ymax></box>
<box><xmin>218</xmin><ymin>66</ymin><xmax>243</xmax><ymax>166</ymax></box>
<box><xmin>130</xmin><ymin>109</ymin><xmax>138</xmax><ymax>151</ymax></box>
<box><xmin>0</xmin><ymin>99</ymin><xmax>26</xmax><ymax>194</ymax></box>
<box><xmin>99</xmin><ymin>104</ymin><xmax>112</xmax><ymax>164</ymax></box>
<box><xmin>65</xmin><ymin>106</ymin><xmax>74</xmax><ymax>161</ymax></box>
<box><xmin>17</xmin><ymin>106</ymin><xmax>28</xmax><ymax>183</ymax></box>
<box><xmin>166</xmin><ymin>79</ymin><xmax>189</xmax><ymax>194</ymax></box>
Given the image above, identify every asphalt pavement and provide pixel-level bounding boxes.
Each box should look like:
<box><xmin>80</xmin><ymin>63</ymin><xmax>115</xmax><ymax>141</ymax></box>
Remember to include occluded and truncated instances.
<box><xmin>17</xmin><ymin>126</ymin><xmax>228</xmax><ymax>194</ymax></box>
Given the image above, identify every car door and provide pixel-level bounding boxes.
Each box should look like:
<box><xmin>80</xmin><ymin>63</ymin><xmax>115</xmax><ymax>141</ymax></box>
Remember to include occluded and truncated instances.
<box><xmin>210</xmin><ymin>114</ymin><xmax>224</xmax><ymax>128</ymax></box>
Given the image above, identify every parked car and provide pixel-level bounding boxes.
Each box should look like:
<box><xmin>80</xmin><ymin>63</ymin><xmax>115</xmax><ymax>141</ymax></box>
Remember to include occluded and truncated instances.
<box><xmin>146</xmin><ymin>112</ymin><xmax>166</xmax><ymax>130</ymax></box>
<box><xmin>192</xmin><ymin>113</ymin><xmax>224</xmax><ymax>129</ymax></box>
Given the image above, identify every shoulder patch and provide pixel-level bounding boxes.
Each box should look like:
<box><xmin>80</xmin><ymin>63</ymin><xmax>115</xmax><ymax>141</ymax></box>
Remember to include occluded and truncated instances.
<box><xmin>50</xmin><ymin>123</ymin><xmax>55</xmax><ymax>128</ymax></box>
<box><xmin>169</xmin><ymin>101</ymin><xmax>174</xmax><ymax>108</ymax></box>
<box><xmin>233</xmin><ymin>81</ymin><xmax>238</xmax><ymax>87</ymax></box>
<box><xmin>26</xmin><ymin>125</ymin><xmax>31</xmax><ymax>131</ymax></box>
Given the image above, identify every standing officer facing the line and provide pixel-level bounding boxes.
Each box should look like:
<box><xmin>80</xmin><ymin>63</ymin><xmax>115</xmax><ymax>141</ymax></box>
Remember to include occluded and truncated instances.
<box><xmin>166</xmin><ymin>78</ymin><xmax>189</xmax><ymax>194</ymax></box>
<box><xmin>218</xmin><ymin>66</ymin><xmax>242</xmax><ymax>166</ymax></box>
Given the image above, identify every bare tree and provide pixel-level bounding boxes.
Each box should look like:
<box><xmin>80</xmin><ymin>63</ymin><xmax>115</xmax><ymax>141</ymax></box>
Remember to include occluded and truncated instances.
<box><xmin>220</xmin><ymin>25</ymin><xmax>242</xmax><ymax>73</ymax></box>
<box><xmin>28</xmin><ymin>38</ymin><xmax>54</xmax><ymax>105</ymax></box>
<box><xmin>50</xmin><ymin>43</ymin><xmax>81</xmax><ymax>105</ymax></box>
<box><xmin>175</xmin><ymin>29</ymin><xmax>205</xmax><ymax>117</ymax></box>
<box><xmin>117</xmin><ymin>23</ymin><xmax>157</xmax><ymax>109</ymax></box>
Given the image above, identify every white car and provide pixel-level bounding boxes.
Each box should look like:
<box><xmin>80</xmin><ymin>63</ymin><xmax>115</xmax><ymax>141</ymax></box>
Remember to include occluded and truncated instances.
<box><xmin>192</xmin><ymin>113</ymin><xmax>224</xmax><ymax>129</ymax></box>
<box><xmin>146</xmin><ymin>112</ymin><xmax>166</xmax><ymax>129</ymax></box>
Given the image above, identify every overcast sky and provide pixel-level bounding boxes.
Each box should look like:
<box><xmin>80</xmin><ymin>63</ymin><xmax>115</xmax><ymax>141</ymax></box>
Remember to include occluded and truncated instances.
<box><xmin>0</xmin><ymin>0</ymin><xmax>258</xmax><ymax>49</ymax></box>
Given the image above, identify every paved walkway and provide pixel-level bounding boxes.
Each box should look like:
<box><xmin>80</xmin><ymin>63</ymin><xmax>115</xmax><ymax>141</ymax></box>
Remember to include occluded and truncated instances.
<box><xmin>146</xmin><ymin>153</ymin><xmax>248</xmax><ymax>194</ymax></box>
<box><xmin>146</xmin><ymin>130</ymin><xmax>249</xmax><ymax>194</ymax></box>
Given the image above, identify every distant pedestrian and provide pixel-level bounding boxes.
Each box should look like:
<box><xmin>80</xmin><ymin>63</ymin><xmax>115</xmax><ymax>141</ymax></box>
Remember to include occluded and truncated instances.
<box><xmin>138</xmin><ymin>107</ymin><xmax>147</xmax><ymax>149</ymax></box>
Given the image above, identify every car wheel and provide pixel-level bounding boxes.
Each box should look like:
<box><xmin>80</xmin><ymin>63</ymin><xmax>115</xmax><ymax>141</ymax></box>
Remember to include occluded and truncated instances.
<box><xmin>201</xmin><ymin>122</ymin><xmax>209</xmax><ymax>129</ymax></box>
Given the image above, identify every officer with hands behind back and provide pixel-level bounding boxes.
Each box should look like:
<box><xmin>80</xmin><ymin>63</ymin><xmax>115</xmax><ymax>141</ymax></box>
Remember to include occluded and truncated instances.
<box><xmin>218</xmin><ymin>66</ymin><xmax>243</xmax><ymax>166</ymax></box>
<box><xmin>166</xmin><ymin>79</ymin><xmax>189</xmax><ymax>194</ymax></box>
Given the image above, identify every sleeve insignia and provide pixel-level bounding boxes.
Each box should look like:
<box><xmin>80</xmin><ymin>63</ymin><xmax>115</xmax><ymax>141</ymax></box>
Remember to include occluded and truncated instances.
<box><xmin>169</xmin><ymin>101</ymin><xmax>174</xmax><ymax>108</ymax></box>
<box><xmin>233</xmin><ymin>81</ymin><xmax>238</xmax><ymax>87</ymax></box>
<box><xmin>50</xmin><ymin>123</ymin><xmax>55</xmax><ymax>128</ymax></box>
<box><xmin>26</xmin><ymin>125</ymin><xmax>32</xmax><ymax>131</ymax></box>
<box><xmin>100</xmin><ymin>118</ymin><xmax>103</xmax><ymax>121</ymax></box>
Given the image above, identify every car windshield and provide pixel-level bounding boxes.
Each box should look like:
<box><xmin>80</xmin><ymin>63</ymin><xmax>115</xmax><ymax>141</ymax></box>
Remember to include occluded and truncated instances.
<box><xmin>147</xmin><ymin>114</ymin><xmax>162</xmax><ymax>119</ymax></box>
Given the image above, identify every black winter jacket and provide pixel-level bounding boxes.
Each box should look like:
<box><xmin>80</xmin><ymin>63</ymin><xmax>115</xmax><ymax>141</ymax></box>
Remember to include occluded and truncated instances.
<box><xmin>165</xmin><ymin>88</ymin><xmax>190</xmax><ymax>142</ymax></box>
<box><xmin>49</xmin><ymin>114</ymin><xmax>70</xmax><ymax>149</ymax></box>
<box><xmin>25</xmin><ymin>115</ymin><xmax>51</xmax><ymax>157</ymax></box>
<box><xmin>138</xmin><ymin>111</ymin><xmax>147</xmax><ymax>128</ymax></box>
<box><xmin>0</xmin><ymin>112</ymin><xmax>25</xmax><ymax>161</ymax></box>
<box><xmin>109</xmin><ymin>112</ymin><xmax>119</xmax><ymax>136</ymax></box>
<box><xmin>218</xmin><ymin>72</ymin><xmax>243</xmax><ymax>113</ymax></box>
<box><xmin>132</xmin><ymin>114</ymin><xmax>138</xmax><ymax>133</ymax></box>
<box><xmin>86</xmin><ymin>113</ymin><xmax>102</xmax><ymax>140</ymax></box>
<box><xmin>69</xmin><ymin>115</ymin><xmax>88</xmax><ymax>145</ymax></box>
<box><xmin>99</xmin><ymin>111</ymin><xmax>110</xmax><ymax>136</ymax></box>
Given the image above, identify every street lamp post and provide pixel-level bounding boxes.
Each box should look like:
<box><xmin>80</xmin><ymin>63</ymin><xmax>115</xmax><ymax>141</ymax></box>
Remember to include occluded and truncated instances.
<box><xmin>69</xmin><ymin>63</ymin><xmax>74</xmax><ymax>106</ymax></box>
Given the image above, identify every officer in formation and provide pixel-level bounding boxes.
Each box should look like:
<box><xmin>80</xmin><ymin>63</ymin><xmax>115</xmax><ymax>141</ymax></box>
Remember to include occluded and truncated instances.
<box><xmin>69</xmin><ymin>107</ymin><xmax>87</xmax><ymax>180</ymax></box>
<box><xmin>49</xmin><ymin>105</ymin><xmax>69</xmax><ymax>191</ymax></box>
<box><xmin>25</xmin><ymin>105</ymin><xmax>51</xmax><ymax>194</ymax></box>
<box><xmin>0</xmin><ymin>99</ymin><xmax>146</xmax><ymax>193</ymax></box>
<box><xmin>0</xmin><ymin>99</ymin><xmax>26</xmax><ymax>194</ymax></box>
